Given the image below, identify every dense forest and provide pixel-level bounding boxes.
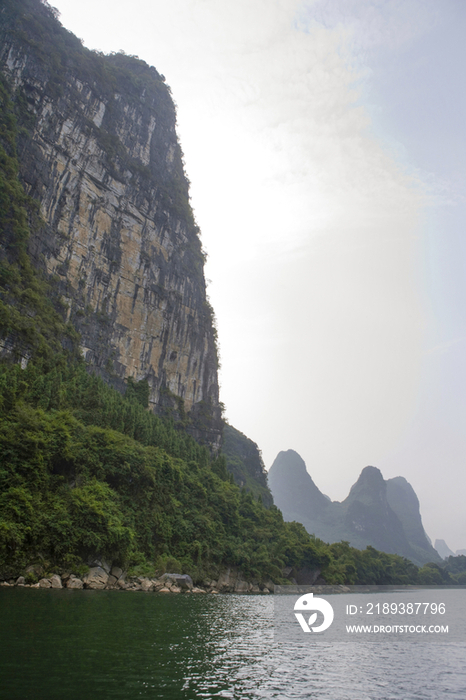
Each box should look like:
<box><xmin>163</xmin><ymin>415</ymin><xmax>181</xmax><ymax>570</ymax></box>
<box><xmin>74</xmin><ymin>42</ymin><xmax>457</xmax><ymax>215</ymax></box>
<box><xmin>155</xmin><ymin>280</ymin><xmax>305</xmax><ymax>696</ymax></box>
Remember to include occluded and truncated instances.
<box><xmin>2</xmin><ymin>354</ymin><xmax>465</xmax><ymax>586</ymax></box>
<box><xmin>1</xmin><ymin>0</ymin><xmax>464</xmax><ymax>588</ymax></box>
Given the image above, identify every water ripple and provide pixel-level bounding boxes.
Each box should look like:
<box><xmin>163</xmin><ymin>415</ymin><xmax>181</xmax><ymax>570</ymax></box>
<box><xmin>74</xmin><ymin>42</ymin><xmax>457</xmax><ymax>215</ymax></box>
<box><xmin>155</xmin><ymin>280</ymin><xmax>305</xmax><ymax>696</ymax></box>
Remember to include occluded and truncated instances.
<box><xmin>0</xmin><ymin>589</ymin><xmax>465</xmax><ymax>699</ymax></box>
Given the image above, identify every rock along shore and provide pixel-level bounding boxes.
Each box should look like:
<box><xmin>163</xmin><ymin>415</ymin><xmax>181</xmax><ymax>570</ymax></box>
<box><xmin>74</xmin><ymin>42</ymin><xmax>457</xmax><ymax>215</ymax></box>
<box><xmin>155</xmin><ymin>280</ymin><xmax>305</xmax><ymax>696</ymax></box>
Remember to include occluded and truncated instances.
<box><xmin>0</xmin><ymin>564</ymin><xmax>274</xmax><ymax>595</ymax></box>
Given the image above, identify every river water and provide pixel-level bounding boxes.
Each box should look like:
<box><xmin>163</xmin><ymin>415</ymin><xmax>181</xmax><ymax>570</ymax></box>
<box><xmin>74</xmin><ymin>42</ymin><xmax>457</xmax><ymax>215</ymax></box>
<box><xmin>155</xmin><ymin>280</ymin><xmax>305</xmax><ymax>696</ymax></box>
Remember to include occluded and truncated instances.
<box><xmin>1</xmin><ymin>587</ymin><xmax>465</xmax><ymax>699</ymax></box>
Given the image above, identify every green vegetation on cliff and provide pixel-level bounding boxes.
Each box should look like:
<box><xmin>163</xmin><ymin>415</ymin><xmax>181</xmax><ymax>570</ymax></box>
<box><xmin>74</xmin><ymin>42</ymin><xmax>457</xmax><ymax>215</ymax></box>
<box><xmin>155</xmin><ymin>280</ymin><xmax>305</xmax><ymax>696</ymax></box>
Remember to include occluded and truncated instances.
<box><xmin>0</xmin><ymin>0</ymin><xmax>454</xmax><ymax>588</ymax></box>
<box><xmin>0</xmin><ymin>351</ymin><xmax>453</xmax><ymax>585</ymax></box>
<box><xmin>222</xmin><ymin>423</ymin><xmax>273</xmax><ymax>507</ymax></box>
<box><xmin>0</xmin><ymin>356</ymin><xmax>331</xmax><ymax>582</ymax></box>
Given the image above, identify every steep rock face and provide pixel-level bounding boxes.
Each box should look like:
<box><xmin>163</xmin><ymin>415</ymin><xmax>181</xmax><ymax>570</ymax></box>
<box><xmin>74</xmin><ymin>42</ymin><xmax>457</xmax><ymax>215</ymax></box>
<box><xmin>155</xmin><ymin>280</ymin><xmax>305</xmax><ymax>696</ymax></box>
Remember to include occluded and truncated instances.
<box><xmin>386</xmin><ymin>476</ymin><xmax>439</xmax><ymax>563</ymax></box>
<box><xmin>341</xmin><ymin>466</ymin><xmax>412</xmax><ymax>557</ymax></box>
<box><xmin>0</xmin><ymin>0</ymin><xmax>221</xmax><ymax>446</ymax></box>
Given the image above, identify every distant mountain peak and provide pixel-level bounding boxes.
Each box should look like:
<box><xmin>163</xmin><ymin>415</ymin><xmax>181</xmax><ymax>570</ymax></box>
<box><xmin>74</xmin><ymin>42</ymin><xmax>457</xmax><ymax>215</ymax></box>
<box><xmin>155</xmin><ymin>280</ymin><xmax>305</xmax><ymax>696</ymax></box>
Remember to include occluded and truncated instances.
<box><xmin>267</xmin><ymin>450</ymin><xmax>331</xmax><ymax>523</ymax></box>
<box><xmin>274</xmin><ymin>449</ymin><xmax>308</xmax><ymax>470</ymax></box>
<box><xmin>268</xmin><ymin>450</ymin><xmax>441</xmax><ymax>566</ymax></box>
<box><xmin>434</xmin><ymin>539</ymin><xmax>455</xmax><ymax>559</ymax></box>
<box><xmin>347</xmin><ymin>466</ymin><xmax>385</xmax><ymax>498</ymax></box>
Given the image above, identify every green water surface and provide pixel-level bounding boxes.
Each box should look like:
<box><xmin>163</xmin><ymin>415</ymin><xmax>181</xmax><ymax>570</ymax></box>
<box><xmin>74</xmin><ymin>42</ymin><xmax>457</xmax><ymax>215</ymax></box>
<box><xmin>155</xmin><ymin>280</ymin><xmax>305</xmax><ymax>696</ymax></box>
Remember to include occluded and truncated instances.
<box><xmin>0</xmin><ymin>588</ymin><xmax>271</xmax><ymax>700</ymax></box>
<box><xmin>2</xmin><ymin>587</ymin><xmax>465</xmax><ymax>700</ymax></box>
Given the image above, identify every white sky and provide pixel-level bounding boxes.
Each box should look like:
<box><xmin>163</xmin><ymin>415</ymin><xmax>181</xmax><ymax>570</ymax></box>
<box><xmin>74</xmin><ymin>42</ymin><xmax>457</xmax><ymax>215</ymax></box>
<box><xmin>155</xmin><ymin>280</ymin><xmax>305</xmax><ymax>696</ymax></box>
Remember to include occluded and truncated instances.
<box><xmin>49</xmin><ymin>0</ymin><xmax>466</xmax><ymax>551</ymax></box>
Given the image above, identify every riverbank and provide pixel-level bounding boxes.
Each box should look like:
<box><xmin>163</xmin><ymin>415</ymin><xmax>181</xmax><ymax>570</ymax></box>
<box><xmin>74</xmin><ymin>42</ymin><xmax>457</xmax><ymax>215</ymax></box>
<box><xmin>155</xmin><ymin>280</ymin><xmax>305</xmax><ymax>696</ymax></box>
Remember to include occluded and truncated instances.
<box><xmin>0</xmin><ymin>563</ymin><xmax>275</xmax><ymax>594</ymax></box>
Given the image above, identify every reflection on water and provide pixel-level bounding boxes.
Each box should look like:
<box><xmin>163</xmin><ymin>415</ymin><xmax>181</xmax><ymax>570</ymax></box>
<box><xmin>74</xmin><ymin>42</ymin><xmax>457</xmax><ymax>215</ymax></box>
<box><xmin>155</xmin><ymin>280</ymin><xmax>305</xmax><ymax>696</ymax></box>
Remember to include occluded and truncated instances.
<box><xmin>0</xmin><ymin>588</ymin><xmax>465</xmax><ymax>699</ymax></box>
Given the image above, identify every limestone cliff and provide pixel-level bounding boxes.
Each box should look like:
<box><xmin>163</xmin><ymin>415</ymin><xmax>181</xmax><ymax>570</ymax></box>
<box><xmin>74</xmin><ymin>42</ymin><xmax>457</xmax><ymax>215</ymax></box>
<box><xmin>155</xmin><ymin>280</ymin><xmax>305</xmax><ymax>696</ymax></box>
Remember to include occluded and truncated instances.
<box><xmin>0</xmin><ymin>0</ymin><xmax>221</xmax><ymax>446</ymax></box>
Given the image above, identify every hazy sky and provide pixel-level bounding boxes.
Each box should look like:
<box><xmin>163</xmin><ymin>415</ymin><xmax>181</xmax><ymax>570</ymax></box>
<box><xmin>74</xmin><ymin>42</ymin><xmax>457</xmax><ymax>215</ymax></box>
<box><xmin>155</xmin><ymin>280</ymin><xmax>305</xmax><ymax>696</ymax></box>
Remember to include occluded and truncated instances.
<box><xmin>49</xmin><ymin>0</ymin><xmax>466</xmax><ymax>551</ymax></box>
